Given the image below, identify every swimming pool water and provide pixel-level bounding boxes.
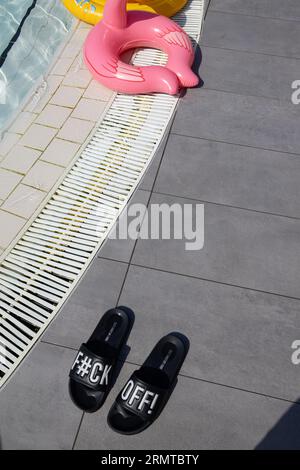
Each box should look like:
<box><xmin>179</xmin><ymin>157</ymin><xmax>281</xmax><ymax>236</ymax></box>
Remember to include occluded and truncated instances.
<box><xmin>0</xmin><ymin>0</ymin><xmax>73</xmax><ymax>135</ymax></box>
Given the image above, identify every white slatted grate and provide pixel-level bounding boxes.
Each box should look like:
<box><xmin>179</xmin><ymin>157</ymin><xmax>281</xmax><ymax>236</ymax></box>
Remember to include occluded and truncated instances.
<box><xmin>0</xmin><ymin>0</ymin><xmax>204</xmax><ymax>388</ymax></box>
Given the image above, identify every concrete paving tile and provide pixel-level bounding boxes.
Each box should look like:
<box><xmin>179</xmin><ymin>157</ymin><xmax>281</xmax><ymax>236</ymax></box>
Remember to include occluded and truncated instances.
<box><xmin>35</xmin><ymin>104</ymin><xmax>72</xmax><ymax>128</ymax></box>
<box><xmin>61</xmin><ymin>28</ymin><xmax>89</xmax><ymax>59</ymax></box>
<box><xmin>154</xmin><ymin>134</ymin><xmax>300</xmax><ymax>217</ymax></box>
<box><xmin>202</xmin><ymin>11</ymin><xmax>300</xmax><ymax>58</ymax></box>
<box><xmin>172</xmin><ymin>89</ymin><xmax>300</xmax><ymax>155</ymax></box>
<box><xmin>78</xmin><ymin>21</ymin><xmax>93</xmax><ymax>31</ymax></box>
<box><xmin>42</xmin><ymin>258</ymin><xmax>128</xmax><ymax>349</ymax></box>
<box><xmin>22</xmin><ymin>161</ymin><xmax>64</xmax><ymax>192</ymax></box>
<box><xmin>50</xmin><ymin>85</ymin><xmax>83</xmax><ymax>108</ymax></box>
<box><xmin>1</xmin><ymin>184</ymin><xmax>45</xmax><ymax>219</ymax></box>
<box><xmin>83</xmin><ymin>80</ymin><xmax>114</xmax><ymax>101</ymax></box>
<box><xmin>98</xmin><ymin>189</ymin><xmax>151</xmax><ymax>263</ymax></box>
<box><xmin>51</xmin><ymin>57</ymin><xmax>73</xmax><ymax>76</ymax></box>
<box><xmin>0</xmin><ymin>342</ymin><xmax>82</xmax><ymax>450</ymax></box>
<box><xmin>139</xmin><ymin>131</ymin><xmax>169</xmax><ymax>191</ymax></box>
<box><xmin>1</xmin><ymin>146</ymin><xmax>41</xmax><ymax>174</ymax></box>
<box><xmin>26</xmin><ymin>75</ymin><xmax>63</xmax><ymax>114</ymax></box>
<box><xmin>210</xmin><ymin>0</ymin><xmax>300</xmax><ymax>21</ymax></box>
<box><xmin>71</xmin><ymin>98</ymin><xmax>107</xmax><ymax>122</ymax></box>
<box><xmin>200</xmin><ymin>46</ymin><xmax>300</xmax><ymax>101</ymax></box>
<box><xmin>0</xmin><ymin>133</ymin><xmax>21</xmax><ymax>157</ymax></box>
<box><xmin>19</xmin><ymin>124</ymin><xmax>57</xmax><ymax>151</ymax></box>
<box><xmin>9</xmin><ymin>112</ymin><xmax>37</xmax><ymax>134</ymax></box>
<box><xmin>0</xmin><ymin>169</ymin><xmax>22</xmax><ymax>199</ymax></box>
<box><xmin>0</xmin><ymin>210</ymin><xmax>25</xmax><ymax>249</ymax></box>
<box><xmin>41</xmin><ymin>138</ymin><xmax>80</xmax><ymax>167</ymax></box>
<box><xmin>75</xmin><ymin>363</ymin><xmax>300</xmax><ymax>450</ymax></box>
<box><xmin>118</xmin><ymin>265</ymin><xmax>300</xmax><ymax>401</ymax></box>
<box><xmin>57</xmin><ymin>117</ymin><xmax>94</xmax><ymax>144</ymax></box>
<box><xmin>133</xmin><ymin>192</ymin><xmax>300</xmax><ymax>298</ymax></box>
<box><xmin>63</xmin><ymin>69</ymin><xmax>91</xmax><ymax>88</ymax></box>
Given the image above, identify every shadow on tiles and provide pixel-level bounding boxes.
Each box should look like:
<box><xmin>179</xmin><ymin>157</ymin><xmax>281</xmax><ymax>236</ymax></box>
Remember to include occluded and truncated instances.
<box><xmin>256</xmin><ymin>400</ymin><xmax>300</xmax><ymax>450</ymax></box>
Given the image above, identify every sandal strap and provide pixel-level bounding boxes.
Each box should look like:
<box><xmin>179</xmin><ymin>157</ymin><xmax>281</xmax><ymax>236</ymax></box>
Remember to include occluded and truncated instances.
<box><xmin>116</xmin><ymin>372</ymin><xmax>166</xmax><ymax>421</ymax></box>
<box><xmin>69</xmin><ymin>343</ymin><xmax>114</xmax><ymax>391</ymax></box>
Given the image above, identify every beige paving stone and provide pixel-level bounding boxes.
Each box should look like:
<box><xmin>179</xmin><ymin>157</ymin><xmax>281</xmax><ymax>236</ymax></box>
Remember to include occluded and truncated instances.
<box><xmin>41</xmin><ymin>138</ymin><xmax>80</xmax><ymax>167</ymax></box>
<box><xmin>9</xmin><ymin>112</ymin><xmax>37</xmax><ymax>134</ymax></box>
<box><xmin>2</xmin><ymin>184</ymin><xmax>45</xmax><ymax>219</ymax></box>
<box><xmin>1</xmin><ymin>146</ymin><xmax>41</xmax><ymax>174</ymax></box>
<box><xmin>72</xmin><ymin>98</ymin><xmax>107</xmax><ymax>122</ymax></box>
<box><xmin>35</xmin><ymin>104</ymin><xmax>71</xmax><ymax>128</ymax></box>
<box><xmin>0</xmin><ymin>133</ymin><xmax>21</xmax><ymax>157</ymax></box>
<box><xmin>83</xmin><ymin>80</ymin><xmax>113</xmax><ymax>101</ymax></box>
<box><xmin>80</xmin><ymin>58</ymin><xmax>88</xmax><ymax>71</ymax></box>
<box><xmin>63</xmin><ymin>68</ymin><xmax>91</xmax><ymax>88</ymax></box>
<box><xmin>57</xmin><ymin>117</ymin><xmax>94</xmax><ymax>144</ymax></box>
<box><xmin>73</xmin><ymin>53</ymin><xmax>84</xmax><ymax>69</ymax></box>
<box><xmin>19</xmin><ymin>124</ymin><xmax>57</xmax><ymax>151</ymax></box>
<box><xmin>78</xmin><ymin>22</ymin><xmax>92</xmax><ymax>30</ymax></box>
<box><xmin>0</xmin><ymin>169</ymin><xmax>22</xmax><ymax>200</ymax></box>
<box><xmin>26</xmin><ymin>75</ymin><xmax>63</xmax><ymax>114</ymax></box>
<box><xmin>61</xmin><ymin>28</ymin><xmax>90</xmax><ymax>59</ymax></box>
<box><xmin>51</xmin><ymin>57</ymin><xmax>73</xmax><ymax>76</ymax></box>
<box><xmin>50</xmin><ymin>85</ymin><xmax>83</xmax><ymax>108</ymax></box>
<box><xmin>0</xmin><ymin>210</ymin><xmax>25</xmax><ymax>249</ymax></box>
<box><xmin>22</xmin><ymin>161</ymin><xmax>64</xmax><ymax>192</ymax></box>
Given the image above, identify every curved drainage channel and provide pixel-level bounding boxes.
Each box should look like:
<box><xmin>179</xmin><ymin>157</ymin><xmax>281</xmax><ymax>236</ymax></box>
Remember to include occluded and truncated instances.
<box><xmin>0</xmin><ymin>0</ymin><xmax>204</xmax><ymax>388</ymax></box>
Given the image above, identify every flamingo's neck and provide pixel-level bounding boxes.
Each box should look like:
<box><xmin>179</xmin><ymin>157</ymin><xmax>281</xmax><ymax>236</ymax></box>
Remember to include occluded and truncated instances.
<box><xmin>103</xmin><ymin>0</ymin><xmax>128</xmax><ymax>29</ymax></box>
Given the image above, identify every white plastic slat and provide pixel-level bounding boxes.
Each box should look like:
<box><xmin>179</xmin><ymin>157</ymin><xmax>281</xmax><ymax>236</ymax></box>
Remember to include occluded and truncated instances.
<box><xmin>2</xmin><ymin>260</ymin><xmax>70</xmax><ymax>291</ymax></box>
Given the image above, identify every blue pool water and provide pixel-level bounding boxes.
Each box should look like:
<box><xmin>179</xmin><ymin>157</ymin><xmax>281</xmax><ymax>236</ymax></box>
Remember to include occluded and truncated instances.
<box><xmin>0</xmin><ymin>0</ymin><xmax>73</xmax><ymax>134</ymax></box>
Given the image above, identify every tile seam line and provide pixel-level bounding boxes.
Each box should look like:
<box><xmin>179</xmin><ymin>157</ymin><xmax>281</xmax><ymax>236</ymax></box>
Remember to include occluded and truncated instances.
<box><xmin>204</xmin><ymin>0</ymin><xmax>212</xmax><ymax>19</ymax></box>
<box><xmin>198</xmin><ymin>86</ymin><xmax>290</xmax><ymax>104</ymax></box>
<box><xmin>71</xmin><ymin>411</ymin><xmax>85</xmax><ymax>451</ymax></box>
<box><xmin>199</xmin><ymin>43</ymin><xmax>300</xmax><ymax>61</ymax></box>
<box><xmin>147</xmin><ymin>189</ymin><xmax>300</xmax><ymax>222</ymax></box>
<box><xmin>126</xmin><ymin>359</ymin><xmax>300</xmax><ymax>406</ymax></box>
<box><xmin>200</xmin><ymin>43</ymin><xmax>300</xmax><ymax>61</ymax></box>
<box><xmin>207</xmin><ymin>8</ymin><xmax>300</xmax><ymax>23</ymax></box>
<box><xmin>114</xmin><ymin>118</ymin><xmax>175</xmax><ymax>307</ymax></box>
<box><xmin>182</xmin><ymin>85</ymin><xmax>292</xmax><ymax>103</ymax></box>
<box><xmin>171</xmin><ymin>133</ymin><xmax>300</xmax><ymax>158</ymax></box>
<box><xmin>99</xmin><ymin>259</ymin><xmax>300</xmax><ymax>303</ymax></box>
<box><xmin>40</xmin><ymin>340</ymin><xmax>300</xmax><ymax>407</ymax></box>
<box><xmin>0</xmin><ymin>165</ymin><xmax>63</xmax><ymax>176</ymax></box>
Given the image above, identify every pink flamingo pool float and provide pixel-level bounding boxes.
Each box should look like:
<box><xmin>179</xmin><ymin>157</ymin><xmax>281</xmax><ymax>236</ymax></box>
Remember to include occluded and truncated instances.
<box><xmin>84</xmin><ymin>0</ymin><xmax>199</xmax><ymax>94</ymax></box>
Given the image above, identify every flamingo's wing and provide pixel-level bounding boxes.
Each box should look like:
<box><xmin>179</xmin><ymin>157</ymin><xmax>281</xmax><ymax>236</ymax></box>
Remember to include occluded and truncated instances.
<box><xmin>157</xmin><ymin>27</ymin><xmax>193</xmax><ymax>54</ymax></box>
<box><xmin>100</xmin><ymin>58</ymin><xmax>144</xmax><ymax>82</ymax></box>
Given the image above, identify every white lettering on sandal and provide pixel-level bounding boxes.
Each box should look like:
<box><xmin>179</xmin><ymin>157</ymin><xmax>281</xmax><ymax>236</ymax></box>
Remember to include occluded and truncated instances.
<box><xmin>89</xmin><ymin>362</ymin><xmax>112</xmax><ymax>385</ymax></box>
<box><xmin>71</xmin><ymin>352</ymin><xmax>111</xmax><ymax>385</ymax></box>
<box><xmin>128</xmin><ymin>385</ymin><xmax>145</xmax><ymax>405</ymax></box>
<box><xmin>121</xmin><ymin>379</ymin><xmax>135</xmax><ymax>400</ymax></box>
<box><xmin>121</xmin><ymin>380</ymin><xmax>160</xmax><ymax>414</ymax></box>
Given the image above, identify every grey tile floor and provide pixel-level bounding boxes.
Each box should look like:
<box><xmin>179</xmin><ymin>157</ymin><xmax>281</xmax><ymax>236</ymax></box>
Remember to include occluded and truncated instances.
<box><xmin>1</xmin><ymin>0</ymin><xmax>300</xmax><ymax>450</ymax></box>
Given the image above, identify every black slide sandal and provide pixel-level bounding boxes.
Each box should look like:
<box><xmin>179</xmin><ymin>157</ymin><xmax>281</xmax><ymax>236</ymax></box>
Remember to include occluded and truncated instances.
<box><xmin>107</xmin><ymin>332</ymin><xmax>189</xmax><ymax>435</ymax></box>
<box><xmin>69</xmin><ymin>307</ymin><xmax>133</xmax><ymax>412</ymax></box>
